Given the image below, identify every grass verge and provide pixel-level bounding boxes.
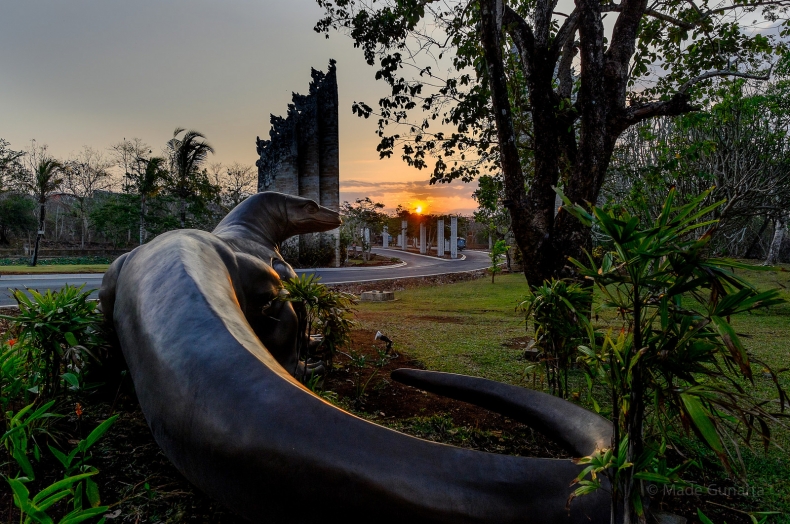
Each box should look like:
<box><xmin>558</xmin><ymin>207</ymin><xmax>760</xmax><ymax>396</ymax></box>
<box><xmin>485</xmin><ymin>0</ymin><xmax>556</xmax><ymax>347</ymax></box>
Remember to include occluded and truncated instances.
<box><xmin>0</xmin><ymin>264</ymin><xmax>109</xmax><ymax>274</ymax></box>
<box><xmin>355</xmin><ymin>267</ymin><xmax>790</xmax><ymax>521</ymax></box>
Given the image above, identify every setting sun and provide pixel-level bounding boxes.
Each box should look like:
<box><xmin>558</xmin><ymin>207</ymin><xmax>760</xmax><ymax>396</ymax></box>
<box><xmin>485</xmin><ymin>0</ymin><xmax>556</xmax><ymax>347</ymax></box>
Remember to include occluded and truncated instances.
<box><xmin>415</xmin><ymin>206</ymin><xmax>423</xmax><ymax>214</ymax></box>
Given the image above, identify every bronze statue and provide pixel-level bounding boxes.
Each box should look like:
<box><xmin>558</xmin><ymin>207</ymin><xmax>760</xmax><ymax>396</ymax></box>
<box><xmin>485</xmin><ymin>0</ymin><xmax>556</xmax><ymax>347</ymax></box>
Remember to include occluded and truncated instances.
<box><xmin>100</xmin><ymin>191</ymin><xmax>614</xmax><ymax>523</ymax></box>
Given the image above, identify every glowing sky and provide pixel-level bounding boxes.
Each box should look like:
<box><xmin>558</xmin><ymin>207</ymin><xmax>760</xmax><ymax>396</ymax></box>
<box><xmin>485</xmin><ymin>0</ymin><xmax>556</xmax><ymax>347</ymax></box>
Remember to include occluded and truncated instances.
<box><xmin>0</xmin><ymin>0</ymin><xmax>479</xmax><ymax>215</ymax></box>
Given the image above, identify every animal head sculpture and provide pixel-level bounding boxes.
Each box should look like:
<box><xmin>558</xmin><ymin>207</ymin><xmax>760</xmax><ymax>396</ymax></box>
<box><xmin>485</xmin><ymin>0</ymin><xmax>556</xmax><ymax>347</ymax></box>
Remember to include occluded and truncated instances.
<box><xmin>213</xmin><ymin>191</ymin><xmax>341</xmax><ymax>248</ymax></box>
<box><xmin>100</xmin><ymin>192</ymin><xmax>615</xmax><ymax>523</ymax></box>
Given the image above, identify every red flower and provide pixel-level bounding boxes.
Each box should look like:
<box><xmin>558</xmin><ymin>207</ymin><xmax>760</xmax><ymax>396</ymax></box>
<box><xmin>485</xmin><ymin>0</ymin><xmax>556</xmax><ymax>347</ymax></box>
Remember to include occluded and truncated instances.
<box><xmin>75</xmin><ymin>403</ymin><xmax>83</xmax><ymax>418</ymax></box>
<box><xmin>7</xmin><ymin>339</ymin><xmax>16</xmax><ymax>347</ymax></box>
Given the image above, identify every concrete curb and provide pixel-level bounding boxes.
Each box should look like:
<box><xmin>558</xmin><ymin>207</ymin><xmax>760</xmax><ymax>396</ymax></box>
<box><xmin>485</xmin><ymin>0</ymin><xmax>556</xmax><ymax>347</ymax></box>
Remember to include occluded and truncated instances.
<box><xmin>295</xmin><ymin>260</ymin><xmax>407</xmax><ymax>273</ymax></box>
<box><xmin>373</xmin><ymin>247</ymin><xmax>467</xmax><ymax>262</ymax></box>
<box><xmin>324</xmin><ymin>266</ymin><xmax>489</xmax><ymax>286</ymax></box>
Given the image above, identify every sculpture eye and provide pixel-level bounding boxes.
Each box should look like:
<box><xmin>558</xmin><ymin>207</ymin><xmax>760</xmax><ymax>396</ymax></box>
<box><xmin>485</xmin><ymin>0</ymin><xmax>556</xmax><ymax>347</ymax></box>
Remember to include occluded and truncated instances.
<box><xmin>306</xmin><ymin>202</ymin><xmax>319</xmax><ymax>213</ymax></box>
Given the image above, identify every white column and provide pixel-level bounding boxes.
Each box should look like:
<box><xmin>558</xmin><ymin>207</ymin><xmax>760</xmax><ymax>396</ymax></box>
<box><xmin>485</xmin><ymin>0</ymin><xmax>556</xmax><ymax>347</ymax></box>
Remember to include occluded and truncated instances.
<box><xmin>437</xmin><ymin>219</ymin><xmax>444</xmax><ymax>256</ymax></box>
<box><xmin>419</xmin><ymin>223</ymin><xmax>427</xmax><ymax>254</ymax></box>
<box><xmin>382</xmin><ymin>226</ymin><xmax>389</xmax><ymax>248</ymax></box>
<box><xmin>401</xmin><ymin>220</ymin><xmax>407</xmax><ymax>251</ymax></box>
<box><xmin>331</xmin><ymin>228</ymin><xmax>340</xmax><ymax>267</ymax></box>
<box><xmin>450</xmin><ymin>216</ymin><xmax>458</xmax><ymax>259</ymax></box>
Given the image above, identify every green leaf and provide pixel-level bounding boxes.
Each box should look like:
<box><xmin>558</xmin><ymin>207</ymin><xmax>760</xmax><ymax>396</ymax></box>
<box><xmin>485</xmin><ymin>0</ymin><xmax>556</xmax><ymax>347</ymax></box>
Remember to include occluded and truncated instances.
<box><xmin>710</xmin><ymin>315</ymin><xmax>751</xmax><ymax>378</ymax></box>
<box><xmin>64</xmin><ymin>332</ymin><xmax>79</xmax><ymax>347</ymax></box>
<box><xmin>8</xmin><ymin>477</ymin><xmax>54</xmax><ymax>524</ymax></box>
<box><xmin>83</xmin><ymin>415</ymin><xmax>119</xmax><ymax>451</ymax></box>
<box><xmin>32</xmin><ymin>472</ymin><xmax>96</xmax><ymax>505</ymax></box>
<box><xmin>8</xmin><ymin>477</ymin><xmax>31</xmax><ymax>505</ymax></box>
<box><xmin>48</xmin><ymin>445</ymin><xmax>71</xmax><ymax>469</ymax></box>
<box><xmin>85</xmin><ymin>477</ymin><xmax>101</xmax><ymax>508</ymax></box>
<box><xmin>13</xmin><ymin>446</ymin><xmax>36</xmax><ymax>479</ymax></box>
<box><xmin>698</xmin><ymin>509</ymin><xmax>715</xmax><ymax>524</ymax></box>
<box><xmin>681</xmin><ymin>393</ymin><xmax>725</xmax><ymax>458</ymax></box>
<box><xmin>61</xmin><ymin>373</ymin><xmax>80</xmax><ymax>389</ymax></box>
<box><xmin>36</xmin><ymin>490</ymin><xmax>71</xmax><ymax>512</ymax></box>
<box><xmin>633</xmin><ymin>472</ymin><xmax>670</xmax><ymax>483</ymax></box>
<box><xmin>60</xmin><ymin>506</ymin><xmax>110</xmax><ymax>524</ymax></box>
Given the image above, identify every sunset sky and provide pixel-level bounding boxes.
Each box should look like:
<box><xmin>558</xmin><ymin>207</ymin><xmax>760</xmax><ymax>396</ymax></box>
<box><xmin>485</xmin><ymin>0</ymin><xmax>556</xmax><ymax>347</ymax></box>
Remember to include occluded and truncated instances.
<box><xmin>0</xmin><ymin>0</ymin><xmax>480</xmax><ymax>215</ymax></box>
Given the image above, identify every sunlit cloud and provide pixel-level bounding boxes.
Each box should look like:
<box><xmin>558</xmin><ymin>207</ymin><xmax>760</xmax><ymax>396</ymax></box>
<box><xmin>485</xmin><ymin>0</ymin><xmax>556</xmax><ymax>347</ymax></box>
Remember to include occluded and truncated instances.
<box><xmin>340</xmin><ymin>178</ymin><xmax>479</xmax><ymax>215</ymax></box>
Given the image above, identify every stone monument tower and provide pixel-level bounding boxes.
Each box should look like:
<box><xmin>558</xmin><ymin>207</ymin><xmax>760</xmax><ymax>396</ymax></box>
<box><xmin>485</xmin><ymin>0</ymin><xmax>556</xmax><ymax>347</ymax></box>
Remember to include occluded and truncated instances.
<box><xmin>256</xmin><ymin>60</ymin><xmax>340</xmax><ymax>265</ymax></box>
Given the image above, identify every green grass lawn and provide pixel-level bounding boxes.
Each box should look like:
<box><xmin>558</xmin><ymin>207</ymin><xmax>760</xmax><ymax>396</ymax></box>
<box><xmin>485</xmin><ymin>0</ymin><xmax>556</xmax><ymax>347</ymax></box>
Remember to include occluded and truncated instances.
<box><xmin>353</xmin><ymin>266</ymin><xmax>790</xmax><ymax>520</ymax></box>
<box><xmin>0</xmin><ymin>264</ymin><xmax>109</xmax><ymax>274</ymax></box>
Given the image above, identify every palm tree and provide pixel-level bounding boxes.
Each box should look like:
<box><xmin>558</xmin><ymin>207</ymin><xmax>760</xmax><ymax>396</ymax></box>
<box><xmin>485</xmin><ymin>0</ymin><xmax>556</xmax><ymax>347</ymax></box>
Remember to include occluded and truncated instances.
<box><xmin>166</xmin><ymin>128</ymin><xmax>215</xmax><ymax>228</ymax></box>
<box><xmin>21</xmin><ymin>158</ymin><xmax>64</xmax><ymax>266</ymax></box>
<box><xmin>129</xmin><ymin>156</ymin><xmax>168</xmax><ymax>245</ymax></box>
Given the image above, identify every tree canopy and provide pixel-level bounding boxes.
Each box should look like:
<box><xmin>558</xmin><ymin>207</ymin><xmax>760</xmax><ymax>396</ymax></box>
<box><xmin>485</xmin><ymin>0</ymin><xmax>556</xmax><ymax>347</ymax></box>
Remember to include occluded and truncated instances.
<box><xmin>316</xmin><ymin>0</ymin><xmax>788</xmax><ymax>283</ymax></box>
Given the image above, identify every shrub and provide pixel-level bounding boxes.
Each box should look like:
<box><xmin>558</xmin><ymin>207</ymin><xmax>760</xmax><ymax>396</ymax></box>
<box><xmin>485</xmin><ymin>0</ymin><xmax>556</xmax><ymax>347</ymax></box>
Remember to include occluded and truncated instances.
<box><xmin>281</xmin><ymin>274</ymin><xmax>357</xmax><ymax>372</ymax></box>
<box><xmin>517</xmin><ymin>279</ymin><xmax>592</xmax><ymax>399</ymax></box>
<box><xmin>560</xmin><ymin>187</ymin><xmax>788</xmax><ymax>522</ymax></box>
<box><xmin>489</xmin><ymin>239</ymin><xmax>508</xmax><ymax>283</ymax></box>
<box><xmin>1</xmin><ymin>285</ymin><xmax>105</xmax><ymax>398</ymax></box>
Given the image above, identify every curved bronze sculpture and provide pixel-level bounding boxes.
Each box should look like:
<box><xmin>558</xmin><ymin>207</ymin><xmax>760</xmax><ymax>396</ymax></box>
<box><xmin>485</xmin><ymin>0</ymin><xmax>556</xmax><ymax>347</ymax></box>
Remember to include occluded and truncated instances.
<box><xmin>100</xmin><ymin>192</ymin><xmax>614</xmax><ymax>523</ymax></box>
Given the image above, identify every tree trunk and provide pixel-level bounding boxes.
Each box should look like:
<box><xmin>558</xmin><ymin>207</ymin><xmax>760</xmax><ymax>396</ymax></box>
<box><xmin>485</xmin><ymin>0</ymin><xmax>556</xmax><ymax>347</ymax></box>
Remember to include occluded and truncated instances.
<box><xmin>140</xmin><ymin>195</ymin><xmax>147</xmax><ymax>245</ymax></box>
<box><xmin>765</xmin><ymin>217</ymin><xmax>786</xmax><ymax>265</ymax></box>
<box><xmin>744</xmin><ymin>216</ymin><xmax>770</xmax><ymax>259</ymax></box>
<box><xmin>480</xmin><ymin>0</ymin><xmax>550</xmax><ymax>285</ymax></box>
<box><xmin>179</xmin><ymin>197</ymin><xmax>187</xmax><ymax>229</ymax></box>
<box><xmin>80</xmin><ymin>207</ymin><xmax>87</xmax><ymax>249</ymax></box>
<box><xmin>31</xmin><ymin>201</ymin><xmax>46</xmax><ymax>266</ymax></box>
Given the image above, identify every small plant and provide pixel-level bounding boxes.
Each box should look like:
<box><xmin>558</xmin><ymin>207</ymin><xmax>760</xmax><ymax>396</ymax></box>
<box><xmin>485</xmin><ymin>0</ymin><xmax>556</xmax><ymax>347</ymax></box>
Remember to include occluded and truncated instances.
<box><xmin>6</xmin><ymin>416</ymin><xmax>117</xmax><ymax>524</ymax></box>
<box><xmin>8</xmin><ymin>473</ymin><xmax>110</xmax><ymax>524</ymax></box>
<box><xmin>2</xmin><ymin>401</ymin><xmax>60</xmax><ymax>479</ymax></box>
<box><xmin>48</xmin><ymin>413</ymin><xmax>119</xmax><ymax>508</ymax></box>
<box><xmin>340</xmin><ymin>347</ymin><xmax>390</xmax><ymax>410</ymax></box>
<box><xmin>517</xmin><ymin>279</ymin><xmax>591</xmax><ymax>399</ymax></box>
<box><xmin>305</xmin><ymin>373</ymin><xmax>339</xmax><ymax>403</ymax></box>
<box><xmin>1</xmin><ymin>340</ymin><xmax>31</xmax><ymax>413</ymax></box>
<box><xmin>281</xmin><ymin>274</ymin><xmax>357</xmax><ymax>374</ymax></box>
<box><xmin>559</xmin><ymin>187</ymin><xmax>788</xmax><ymax>522</ymax></box>
<box><xmin>1</xmin><ymin>285</ymin><xmax>105</xmax><ymax>398</ymax></box>
<box><xmin>488</xmin><ymin>239</ymin><xmax>508</xmax><ymax>283</ymax></box>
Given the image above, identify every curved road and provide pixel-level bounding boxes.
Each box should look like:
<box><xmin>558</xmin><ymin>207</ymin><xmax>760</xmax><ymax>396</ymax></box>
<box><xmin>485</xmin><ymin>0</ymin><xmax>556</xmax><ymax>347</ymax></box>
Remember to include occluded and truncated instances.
<box><xmin>0</xmin><ymin>248</ymin><xmax>490</xmax><ymax>307</ymax></box>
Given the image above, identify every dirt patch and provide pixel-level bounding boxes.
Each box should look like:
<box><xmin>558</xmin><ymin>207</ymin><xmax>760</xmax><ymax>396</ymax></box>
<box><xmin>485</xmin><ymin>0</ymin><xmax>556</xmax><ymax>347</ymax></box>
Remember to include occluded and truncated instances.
<box><xmin>501</xmin><ymin>335</ymin><xmax>532</xmax><ymax>349</ymax></box>
<box><xmin>323</xmin><ymin>328</ymin><xmax>571</xmax><ymax>459</ymax></box>
<box><xmin>0</xmin><ymin>308</ymin><xmax>19</xmax><ymax>337</ymax></box>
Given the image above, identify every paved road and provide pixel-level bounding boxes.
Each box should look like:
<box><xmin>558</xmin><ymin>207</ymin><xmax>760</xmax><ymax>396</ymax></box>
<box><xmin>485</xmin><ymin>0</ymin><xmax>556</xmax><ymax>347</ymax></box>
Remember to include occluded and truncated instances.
<box><xmin>0</xmin><ymin>248</ymin><xmax>490</xmax><ymax>307</ymax></box>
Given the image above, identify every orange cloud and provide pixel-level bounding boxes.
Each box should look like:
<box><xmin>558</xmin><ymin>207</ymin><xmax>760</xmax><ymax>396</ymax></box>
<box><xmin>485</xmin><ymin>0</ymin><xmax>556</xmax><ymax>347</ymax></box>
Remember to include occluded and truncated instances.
<box><xmin>340</xmin><ymin>178</ymin><xmax>479</xmax><ymax>215</ymax></box>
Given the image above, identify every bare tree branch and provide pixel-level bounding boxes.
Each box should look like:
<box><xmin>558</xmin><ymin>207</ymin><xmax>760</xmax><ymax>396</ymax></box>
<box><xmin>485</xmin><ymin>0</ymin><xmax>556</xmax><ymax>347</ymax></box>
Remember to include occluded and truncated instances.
<box><xmin>622</xmin><ymin>94</ymin><xmax>698</xmax><ymax>127</ymax></box>
<box><xmin>503</xmin><ymin>5</ymin><xmax>535</xmax><ymax>76</ymax></box>
<box><xmin>678</xmin><ymin>68</ymin><xmax>772</xmax><ymax>93</ymax></box>
<box><xmin>554</xmin><ymin>9</ymin><xmax>580</xmax><ymax>56</ymax></box>
<box><xmin>701</xmin><ymin>0</ymin><xmax>790</xmax><ymax>19</ymax></box>
<box><xmin>602</xmin><ymin>3</ymin><xmax>695</xmax><ymax>29</ymax></box>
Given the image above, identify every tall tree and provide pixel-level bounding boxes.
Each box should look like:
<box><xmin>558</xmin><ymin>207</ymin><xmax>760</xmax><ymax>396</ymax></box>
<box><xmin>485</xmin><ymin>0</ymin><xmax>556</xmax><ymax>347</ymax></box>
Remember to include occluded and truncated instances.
<box><xmin>341</xmin><ymin>197</ymin><xmax>389</xmax><ymax>260</ymax></box>
<box><xmin>166</xmin><ymin>128</ymin><xmax>216</xmax><ymax>228</ymax></box>
<box><xmin>129</xmin><ymin>156</ymin><xmax>168</xmax><ymax>245</ymax></box>
<box><xmin>316</xmin><ymin>0</ymin><xmax>786</xmax><ymax>284</ymax></box>
<box><xmin>0</xmin><ymin>193</ymin><xmax>36</xmax><ymax>245</ymax></box>
<box><xmin>17</xmin><ymin>154</ymin><xmax>64</xmax><ymax>266</ymax></box>
<box><xmin>209</xmin><ymin>161</ymin><xmax>257</xmax><ymax>211</ymax></box>
<box><xmin>604</xmin><ymin>81</ymin><xmax>790</xmax><ymax>258</ymax></box>
<box><xmin>64</xmin><ymin>146</ymin><xmax>114</xmax><ymax>248</ymax></box>
<box><xmin>0</xmin><ymin>139</ymin><xmax>25</xmax><ymax>191</ymax></box>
